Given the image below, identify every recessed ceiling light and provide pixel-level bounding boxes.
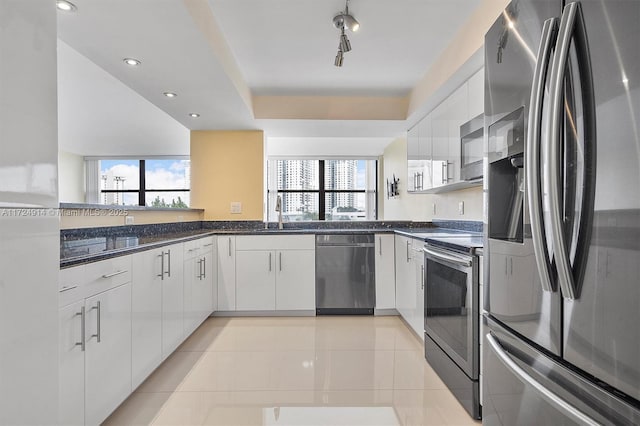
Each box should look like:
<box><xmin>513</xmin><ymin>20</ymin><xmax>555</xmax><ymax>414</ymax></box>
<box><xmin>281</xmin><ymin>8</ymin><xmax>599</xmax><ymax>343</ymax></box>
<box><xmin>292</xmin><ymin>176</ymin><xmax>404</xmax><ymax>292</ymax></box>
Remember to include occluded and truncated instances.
<box><xmin>163</xmin><ymin>92</ymin><xmax>177</xmax><ymax>98</ymax></box>
<box><xmin>123</xmin><ymin>58</ymin><xmax>141</xmax><ymax>66</ymax></box>
<box><xmin>56</xmin><ymin>0</ymin><xmax>77</xmax><ymax>12</ymax></box>
<box><xmin>189</xmin><ymin>113</ymin><xmax>200</xmax><ymax>118</ymax></box>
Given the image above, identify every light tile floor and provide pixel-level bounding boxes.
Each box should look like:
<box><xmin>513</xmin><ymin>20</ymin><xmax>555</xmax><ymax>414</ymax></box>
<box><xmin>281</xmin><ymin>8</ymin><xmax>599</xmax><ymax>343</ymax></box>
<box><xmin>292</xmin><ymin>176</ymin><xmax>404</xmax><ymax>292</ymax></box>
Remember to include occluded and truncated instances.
<box><xmin>104</xmin><ymin>316</ymin><xmax>481</xmax><ymax>426</ymax></box>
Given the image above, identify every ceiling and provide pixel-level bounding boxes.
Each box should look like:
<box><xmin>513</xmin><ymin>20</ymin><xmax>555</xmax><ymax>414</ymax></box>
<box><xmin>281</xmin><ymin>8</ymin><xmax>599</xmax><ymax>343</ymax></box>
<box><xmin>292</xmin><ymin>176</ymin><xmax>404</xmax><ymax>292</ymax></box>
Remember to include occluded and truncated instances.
<box><xmin>56</xmin><ymin>0</ymin><xmax>483</xmax><ymax>156</ymax></box>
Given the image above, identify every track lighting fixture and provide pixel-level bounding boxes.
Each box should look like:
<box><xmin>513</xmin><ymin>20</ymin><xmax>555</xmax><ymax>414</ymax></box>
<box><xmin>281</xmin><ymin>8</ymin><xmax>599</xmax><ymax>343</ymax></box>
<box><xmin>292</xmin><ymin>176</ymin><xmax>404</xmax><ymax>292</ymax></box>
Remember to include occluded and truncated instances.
<box><xmin>332</xmin><ymin>0</ymin><xmax>358</xmax><ymax>67</ymax></box>
<box><xmin>335</xmin><ymin>48</ymin><xmax>344</xmax><ymax>67</ymax></box>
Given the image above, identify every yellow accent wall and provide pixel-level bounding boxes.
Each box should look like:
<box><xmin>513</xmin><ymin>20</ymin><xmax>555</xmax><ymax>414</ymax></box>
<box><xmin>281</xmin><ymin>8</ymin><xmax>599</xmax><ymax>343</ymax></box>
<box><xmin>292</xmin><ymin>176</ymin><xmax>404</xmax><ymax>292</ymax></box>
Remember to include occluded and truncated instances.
<box><xmin>191</xmin><ymin>130</ymin><xmax>264</xmax><ymax>221</ymax></box>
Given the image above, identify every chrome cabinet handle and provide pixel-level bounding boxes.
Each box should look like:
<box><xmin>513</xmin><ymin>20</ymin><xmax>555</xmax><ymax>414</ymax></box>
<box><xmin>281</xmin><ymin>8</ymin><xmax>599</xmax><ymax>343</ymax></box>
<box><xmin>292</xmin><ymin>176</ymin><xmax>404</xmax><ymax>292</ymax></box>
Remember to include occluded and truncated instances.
<box><xmin>102</xmin><ymin>270</ymin><xmax>127</xmax><ymax>279</ymax></box>
<box><xmin>441</xmin><ymin>163</ymin><xmax>447</xmax><ymax>184</ymax></box>
<box><xmin>510</xmin><ymin>257</ymin><xmax>513</xmax><ymax>275</ymax></box>
<box><xmin>379</xmin><ymin>237</ymin><xmax>382</xmax><ymax>256</ymax></box>
<box><xmin>228</xmin><ymin>238</ymin><xmax>232</xmax><ymax>257</ymax></box>
<box><xmin>279</xmin><ymin>252</ymin><xmax>282</xmax><ymax>272</ymax></box>
<box><xmin>91</xmin><ymin>301</ymin><xmax>101</xmax><ymax>343</ymax></box>
<box><xmin>269</xmin><ymin>252</ymin><xmax>272</xmax><ymax>272</ymax></box>
<box><xmin>203</xmin><ymin>256</ymin><xmax>206</xmax><ymax>279</ymax></box>
<box><xmin>505</xmin><ymin>257</ymin><xmax>508</xmax><ymax>275</ymax></box>
<box><xmin>548</xmin><ymin>1</ymin><xmax>595</xmax><ymax>300</ymax></box>
<box><xmin>486</xmin><ymin>333</ymin><xmax>598</xmax><ymax>425</ymax></box>
<box><xmin>166</xmin><ymin>250</ymin><xmax>171</xmax><ymax>278</ymax></box>
<box><xmin>158</xmin><ymin>253</ymin><xmax>164</xmax><ymax>280</ymax></box>
<box><xmin>60</xmin><ymin>285</ymin><xmax>78</xmax><ymax>293</ymax></box>
<box><xmin>203</xmin><ymin>243</ymin><xmax>213</xmax><ymax>247</ymax></box>
<box><xmin>420</xmin><ymin>265</ymin><xmax>424</xmax><ymax>290</ymax></box>
<box><xmin>197</xmin><ymin>258</ymin><xmax>203</xmax><ymax>279</ymax></box>
<box><xmin>406</xmin><ymin>240</ymin><xmax>410</xmax><ymax>263</ymax></box>
<box><xmin>75</xmin><ymin>306</ymin><xmax>86</xmax><ymax>351</ymax></box>
<box><xmin>527</xmin><ymin>17</ymin><xmax>558</xmax><ymax>293</ymax></box>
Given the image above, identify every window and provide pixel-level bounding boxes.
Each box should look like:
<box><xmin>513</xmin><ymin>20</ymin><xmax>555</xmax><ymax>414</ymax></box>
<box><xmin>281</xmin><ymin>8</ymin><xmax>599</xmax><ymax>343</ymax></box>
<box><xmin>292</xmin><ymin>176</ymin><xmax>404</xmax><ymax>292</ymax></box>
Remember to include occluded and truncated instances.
<box><xmin>267</xmin><ymin>159</ymin><xmax>377</xmax><ymax>221</ymax></box>
<box><xmin>98</xmin><ymin>158</ymin><xmax>190</xmax><ymax>207</ymax></box>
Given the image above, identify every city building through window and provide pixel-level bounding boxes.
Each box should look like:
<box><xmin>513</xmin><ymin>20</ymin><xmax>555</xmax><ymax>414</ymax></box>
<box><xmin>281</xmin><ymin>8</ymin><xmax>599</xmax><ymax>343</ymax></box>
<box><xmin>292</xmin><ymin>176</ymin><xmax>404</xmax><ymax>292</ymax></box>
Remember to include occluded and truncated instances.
<box><xmin>267</xmin><ymin>159</ymin><xmax>377</xmax><ymax>221</ymax></box>
<box><xmin>98</xmin><ymin>159</ymin><xmax>190</xmax><ymax>207</ymax></box>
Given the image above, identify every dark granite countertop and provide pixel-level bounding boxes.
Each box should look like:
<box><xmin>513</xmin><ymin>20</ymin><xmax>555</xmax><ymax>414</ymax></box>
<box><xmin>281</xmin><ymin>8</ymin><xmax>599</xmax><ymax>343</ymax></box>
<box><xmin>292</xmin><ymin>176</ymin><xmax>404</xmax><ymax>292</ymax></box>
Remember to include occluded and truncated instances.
<box><xmin>60</xmin><ymin>220</ymin><xmax>483</xmax><ymax>268</ymax></box>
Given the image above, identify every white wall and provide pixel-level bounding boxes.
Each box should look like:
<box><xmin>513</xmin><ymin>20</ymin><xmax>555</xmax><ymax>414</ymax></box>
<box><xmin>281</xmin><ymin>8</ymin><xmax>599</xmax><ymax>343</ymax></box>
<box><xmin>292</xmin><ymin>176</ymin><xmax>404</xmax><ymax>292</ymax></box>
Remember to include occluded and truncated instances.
<box><xmin>382</xmin><ymin>137</ymin><xmax>483</xmax><ymax>221</ymax></box>
<box><xmin>267</xmin><ymin>137</ymin><xmax>391</xmax><ymax>158</ymax></box>
<box><xmin>59</xmin><ymin>150</ymin><xmax>85</xmax><ymax>203</ymax></box>
<box><xmin>57</xmin><ymin>40</ymin><xmax>190</xmax><ymax>157</ymax></box>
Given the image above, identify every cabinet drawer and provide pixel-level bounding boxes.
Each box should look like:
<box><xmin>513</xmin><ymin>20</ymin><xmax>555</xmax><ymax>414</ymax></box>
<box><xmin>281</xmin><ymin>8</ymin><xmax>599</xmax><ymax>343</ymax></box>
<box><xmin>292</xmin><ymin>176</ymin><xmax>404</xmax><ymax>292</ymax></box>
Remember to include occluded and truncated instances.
<box><xmin>84</xmin><ymin>256</ymin><xmax>132</xmax><ymax>296</ymax></box>
<box><xmin>236</xmin><ymin>235</ymin><xmax>314</xmax><ymax>251</ymax></box>
<box><xmin>59</xmin><ymin>265</ymin><xmax>86</xmax><ymax>307</ymax></box>
<box><xmin>183</xmin><ymin>240</ymin><xmax>201</xmax><ymax>258</ymax></box>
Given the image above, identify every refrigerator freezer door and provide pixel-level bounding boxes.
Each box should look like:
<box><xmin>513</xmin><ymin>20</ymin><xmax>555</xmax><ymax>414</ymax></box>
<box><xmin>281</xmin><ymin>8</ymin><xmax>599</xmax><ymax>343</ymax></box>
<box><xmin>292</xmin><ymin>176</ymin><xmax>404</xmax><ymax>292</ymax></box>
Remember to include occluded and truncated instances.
<box><xmin>562</xmin><ymin>0</ymin><xmax>640</xmax><ymax>402</ymax></box>
<box><xmin>483</xmin><ymin>317</ymin><xmax>640</xmax><ymax>426</ymax></box>
<box><xmin>485</xmin><ymin>0</ymin><xmax>563</xmax><ymax>356</ymax></box>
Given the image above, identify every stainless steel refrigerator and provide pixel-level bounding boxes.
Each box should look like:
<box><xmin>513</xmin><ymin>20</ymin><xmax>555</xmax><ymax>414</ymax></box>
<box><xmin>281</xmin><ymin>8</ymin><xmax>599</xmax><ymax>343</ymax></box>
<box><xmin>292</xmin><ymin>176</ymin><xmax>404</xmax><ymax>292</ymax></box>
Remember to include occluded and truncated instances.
<box><xmin>483</xmin><ymin>0</ymin><xmax>640</xmax><ymax>423</ymax></box>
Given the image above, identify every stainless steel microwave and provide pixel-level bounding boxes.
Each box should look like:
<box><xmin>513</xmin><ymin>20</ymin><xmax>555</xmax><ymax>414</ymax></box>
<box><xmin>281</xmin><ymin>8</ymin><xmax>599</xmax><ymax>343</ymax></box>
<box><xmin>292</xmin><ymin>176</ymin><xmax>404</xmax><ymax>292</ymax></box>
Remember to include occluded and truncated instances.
<box><xmin>460</xmin><ymin>113</ymin><xmax>484</xmax><ymax>181</ymax></box>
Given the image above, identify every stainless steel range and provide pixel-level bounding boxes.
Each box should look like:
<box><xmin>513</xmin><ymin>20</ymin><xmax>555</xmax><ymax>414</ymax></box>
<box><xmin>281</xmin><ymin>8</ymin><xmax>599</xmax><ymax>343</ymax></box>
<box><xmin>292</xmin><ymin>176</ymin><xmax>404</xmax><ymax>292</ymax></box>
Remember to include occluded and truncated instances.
<box><xmin>421</xmin><ymin>233</ymin><xmax>483</xmax><ymax>420</ymax></box>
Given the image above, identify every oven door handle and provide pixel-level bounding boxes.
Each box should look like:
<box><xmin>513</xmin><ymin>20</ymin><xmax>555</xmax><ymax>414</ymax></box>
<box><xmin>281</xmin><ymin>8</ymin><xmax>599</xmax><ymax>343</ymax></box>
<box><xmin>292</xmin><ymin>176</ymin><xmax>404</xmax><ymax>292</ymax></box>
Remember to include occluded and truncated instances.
<box><xmin>423</xmin><ymin>246</ymin><xmax>472</xmax><ymax>267</ymax></box>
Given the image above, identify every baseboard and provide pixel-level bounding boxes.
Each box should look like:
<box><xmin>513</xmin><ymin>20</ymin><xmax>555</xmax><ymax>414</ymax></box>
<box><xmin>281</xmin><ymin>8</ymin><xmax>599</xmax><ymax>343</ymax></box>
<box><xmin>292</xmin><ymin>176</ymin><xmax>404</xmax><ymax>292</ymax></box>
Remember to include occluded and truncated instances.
<box><xmin>211</xmin><ymin>310</ymin><xmax>316</xmax><ymax>317</ymax></box>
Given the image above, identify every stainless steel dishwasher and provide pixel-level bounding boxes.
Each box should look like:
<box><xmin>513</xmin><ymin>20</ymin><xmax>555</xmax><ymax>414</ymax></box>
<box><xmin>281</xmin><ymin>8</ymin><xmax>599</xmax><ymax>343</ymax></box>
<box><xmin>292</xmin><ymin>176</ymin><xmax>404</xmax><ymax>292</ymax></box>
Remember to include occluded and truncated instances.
<box><xmin>315</xmin><ymin>234</ymin><xmax>375</xmax><ymax>315</ymax></box>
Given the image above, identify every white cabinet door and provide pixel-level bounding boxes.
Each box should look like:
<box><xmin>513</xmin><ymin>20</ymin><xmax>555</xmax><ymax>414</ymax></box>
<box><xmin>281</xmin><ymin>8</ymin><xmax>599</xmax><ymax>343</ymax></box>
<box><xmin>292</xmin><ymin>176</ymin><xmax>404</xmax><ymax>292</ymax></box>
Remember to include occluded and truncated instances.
<box><xmin>201</xmin><ymin>238</ymin><xmax>217</xmax><ymax>313</ymax></box>
<box><xmin>161</xmin><ymin>246</ymin><xmax>184</xmax><ymax>358</ymax></box>
<box><xmin>58</xmin><ymin>300</ymin><xmax>85</xmax><ymax>426</ymax></box>
<box><xmin>276</xmin><ymin>249</ymin><xmax>315</xmax><ymax>310</ymax></box>
<box><xmin>431</xmin><ymin>99</ymin><xmax>450</xmax><ymax>188</ymax></box>
<box><xmin>375</xmin><ymin>234</ymin><xmax>396</xmax><ymax>310</ymax></box>
<box><xmin>84</xmin><ymin>283</ymin><xmax>132</xmax><ymax>426</ymax></box>
<box><xmin>201</xmin><ymin>249</ymin><xmax>216</xmax><ymax>316</ymax></box>
<box><xmin>131</xmin><ymin>249</ymin><xmax>164</xmax><ymax>390</ymax></box>
<box><xmin>394</xmin><ymin>235</ymin><xmax>412</xmax><ymax>322</ymax></box>
<box><xmin>447</xmin><ymin>82</ymin><xmax>469</xmax><ymax>183</ymax></box>
<box><xmin>467</xmin><ymin>68</ymin><xmax>484</xmax><ymax>119</ymax></box>
<box><xmin>217</xmin><ymin>236</ymin><xmax>236</xmax><ymax>311</ymax></box>
<box><xmin>182</xmin><ymin>254</ymin><xmax>200</xmax><ymax>337</ymax></box>
<box><xmin>236</xmin><ymin>250</ymin><xmax>276</xmax><ymax>310</ymax></box>
<box><xmin>412</xmin><ymin>252</ymin><xmax>425</xmax><ymax>339</ymax></box>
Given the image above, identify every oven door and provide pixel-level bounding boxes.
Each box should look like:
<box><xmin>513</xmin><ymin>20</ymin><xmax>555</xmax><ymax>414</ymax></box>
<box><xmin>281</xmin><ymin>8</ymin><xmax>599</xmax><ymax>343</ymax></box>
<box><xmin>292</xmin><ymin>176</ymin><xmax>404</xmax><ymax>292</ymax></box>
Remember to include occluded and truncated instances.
<box><xmin>423</xmin><ymin>245</ymin><xmax>479</xmax><ymax>379</ymax></box>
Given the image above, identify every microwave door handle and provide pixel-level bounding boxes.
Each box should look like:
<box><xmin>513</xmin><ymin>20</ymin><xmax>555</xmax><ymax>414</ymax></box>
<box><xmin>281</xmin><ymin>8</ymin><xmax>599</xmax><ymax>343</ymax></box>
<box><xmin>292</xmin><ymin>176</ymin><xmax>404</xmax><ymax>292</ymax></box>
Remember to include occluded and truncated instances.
<box><xmin>548</xmin><ymin>2</ymin><xmax>596</xmax><ymax>300</ymax></box>
<box><xmin>486</xmin><ymin>333</ymin><xmax>599</xmax><ymax>426</ymax></box>
<box><xmin>527</xmin><ymin>17</ymin><xmax>559</xmax><ymax>293</ymax></box>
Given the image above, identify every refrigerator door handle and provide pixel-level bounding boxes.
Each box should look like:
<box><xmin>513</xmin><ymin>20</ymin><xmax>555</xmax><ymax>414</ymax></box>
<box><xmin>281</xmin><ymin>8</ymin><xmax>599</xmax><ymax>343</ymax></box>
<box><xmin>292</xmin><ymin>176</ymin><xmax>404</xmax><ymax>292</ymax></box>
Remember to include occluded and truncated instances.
<box><xmin>547</xmin><ymin>1</ymin><xmax>596</xmax><ymax>300</ymax></box>
<box><xmin>527</xmin><ymin>17</ymin><xmax>559</xmax><ymax>293</ymax></box>
<box><xmin>486</xmin><ymin>333</ymin><xmax>599</xmax><ymax>426</ymax></box>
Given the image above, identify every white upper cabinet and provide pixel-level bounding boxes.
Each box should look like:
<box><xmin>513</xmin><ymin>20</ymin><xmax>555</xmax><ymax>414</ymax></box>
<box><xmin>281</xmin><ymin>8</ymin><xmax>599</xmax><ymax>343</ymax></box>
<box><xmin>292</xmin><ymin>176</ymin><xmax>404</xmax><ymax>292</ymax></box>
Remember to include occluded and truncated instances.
<box><xmin>468</xmin><ymin>68</ymin><xmax>485</xmax><ymax>119</ymax></box>
<box><xmin>0</xmin><ymin>1</ymin><xmax>58</xmax><ymax>207</ymax></box>
<box><xmin>406</xmin><ymin>67</ymin><xmax>484</xmax><ymax>193</ymax></box>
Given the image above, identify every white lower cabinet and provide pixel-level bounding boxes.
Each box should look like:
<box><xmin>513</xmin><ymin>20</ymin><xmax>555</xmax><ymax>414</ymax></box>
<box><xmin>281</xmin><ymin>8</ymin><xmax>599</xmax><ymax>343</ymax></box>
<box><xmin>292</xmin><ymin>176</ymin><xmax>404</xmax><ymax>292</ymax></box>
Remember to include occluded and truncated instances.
<box><xmin>217</xmin><ymin>236</ymin><xmax>236</xmax><ymax>311</ymax></box>
<box><xmin>58</xmin><ymin>300</ymin><xmax>86</xmax><ymax>426</ymax></box>
<box><xmin>236</xmin><ymin>250</ymin><xmax>277</xmax><ymax>310</ymax></box>
<box><xmin>131</xmin><ymin>247</ymin><xmax>164</xmax><ymax>390</ymax></box>
<box><xmin>395</xmin><ymin>235</ymin><xmax>413</xmax><ymax>322</ymax></box>
<box><xmin>84</xmin><ymin>283</ymin><xmax>132</xmax><ymax>426</ymax></box>
<box><xmin>375</xmin><ymin>234</ymin><xmax>396</xmax><ymax>310</ymax></box>
<box><xmin>161</xmin><ymin>246</ymin><xmax>184</xmax><ymax>358</ymax></box>
<box><xmin>58</xmin><ymin>256</ymin><xmax>132</xmax><ymax>426</ymax></box>
<box><xmin>235</xmin><ymin>235</ymin><xmax>315</xmax><ymax>312</ymax></box>
<box><xmin>394</xmin><ymin>235</ymin><xmax>424</xmax><ymax>338</ymax></box>
<box><xmin>184</xmin><ymin>238</ymin><xmax>216</xmax><ymax>335</ymax></box>
<box><xmin>275</xmin><ymin>249</ymin><xmax>315</xmax><ymax>310</ymax></box>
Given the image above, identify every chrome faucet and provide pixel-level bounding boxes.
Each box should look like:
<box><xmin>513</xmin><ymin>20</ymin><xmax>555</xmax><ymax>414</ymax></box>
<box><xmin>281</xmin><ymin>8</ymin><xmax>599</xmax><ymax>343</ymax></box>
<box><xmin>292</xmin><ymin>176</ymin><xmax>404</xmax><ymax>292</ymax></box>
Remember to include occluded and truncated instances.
<box><xmin>275</xmin><ymin>195</ymin><xmax>283</xmax><ymax>230</ymax></box>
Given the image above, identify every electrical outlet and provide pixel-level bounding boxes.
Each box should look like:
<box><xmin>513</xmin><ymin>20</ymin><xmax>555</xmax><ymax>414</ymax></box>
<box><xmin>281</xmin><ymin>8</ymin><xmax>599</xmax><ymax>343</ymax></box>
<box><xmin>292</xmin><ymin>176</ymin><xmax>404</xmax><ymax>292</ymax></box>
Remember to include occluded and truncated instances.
<box><xmin>177</xmin><ymin>215</ymin><xmax>184</xmax><ymax>222</ymax></box>
<box><xmin>458</xmin><ymin>201</ymin><xmax>465</xmax><ymax>215</ymax></box>
<box><xmin>125</xmin><ymin>216</ymin><xmax>134</xmax><ymax>225</ymax></box>
<box><xmin>230</xmin><ymin>202</ymin><xmax>242</xmax><ymax>214</ymax></box>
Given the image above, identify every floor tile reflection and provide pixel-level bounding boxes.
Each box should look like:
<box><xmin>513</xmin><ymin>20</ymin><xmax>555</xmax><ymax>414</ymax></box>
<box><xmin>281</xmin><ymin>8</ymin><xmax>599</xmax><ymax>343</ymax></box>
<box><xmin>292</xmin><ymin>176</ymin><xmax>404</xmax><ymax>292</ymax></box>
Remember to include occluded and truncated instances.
<box><xmin>104</xmin><ymin>316</ymin><xmax>480</xmax><ymax>426</ymax></box>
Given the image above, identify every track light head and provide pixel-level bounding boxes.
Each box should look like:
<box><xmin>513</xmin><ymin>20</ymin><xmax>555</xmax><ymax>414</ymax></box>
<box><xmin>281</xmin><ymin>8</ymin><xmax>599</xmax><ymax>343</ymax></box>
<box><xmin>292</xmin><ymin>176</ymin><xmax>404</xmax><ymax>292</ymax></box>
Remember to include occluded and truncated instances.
<box><xmin>334</xmin><ymin>49</ymin><xmax>344</xmax><ymax>67</ymax></box>
<box><xmin>340</xmin><ymin>28</ymin><xmax>352</xmax><ymax>52</ymax></box>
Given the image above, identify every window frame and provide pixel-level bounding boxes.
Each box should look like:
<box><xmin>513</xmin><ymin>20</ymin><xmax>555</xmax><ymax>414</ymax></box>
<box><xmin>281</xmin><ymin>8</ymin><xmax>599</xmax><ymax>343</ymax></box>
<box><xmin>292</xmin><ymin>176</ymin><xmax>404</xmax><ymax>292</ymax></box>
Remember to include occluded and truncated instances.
<box><xmin>93</xmin><ymin>157</ymin><xmax>191</xmax><ymax>207</ymax></box>
<box><xmin>268</xmin><ymin>158</ymin><xmax>378</xmax><ymax>221</ymax></box>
